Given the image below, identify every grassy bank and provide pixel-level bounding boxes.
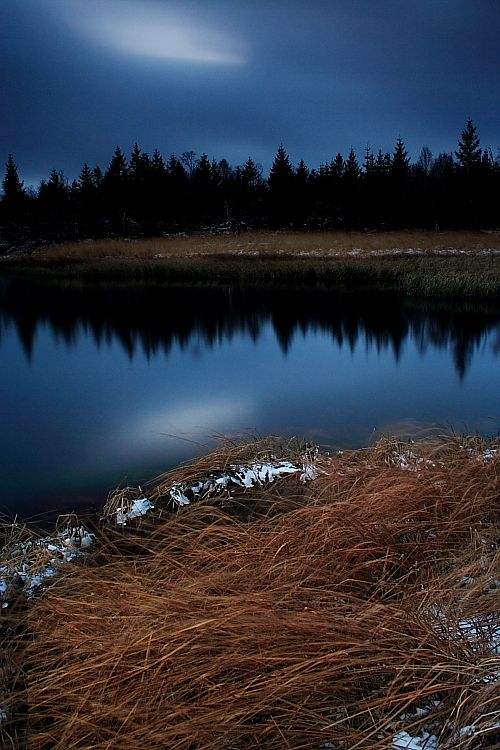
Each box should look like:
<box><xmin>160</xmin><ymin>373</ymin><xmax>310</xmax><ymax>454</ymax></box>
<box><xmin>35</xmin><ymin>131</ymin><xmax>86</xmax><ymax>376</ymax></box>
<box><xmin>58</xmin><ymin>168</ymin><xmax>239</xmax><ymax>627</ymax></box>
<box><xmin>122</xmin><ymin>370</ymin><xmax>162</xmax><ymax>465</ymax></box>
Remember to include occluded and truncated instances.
<box><xmin>1</xmin><ymin>435</ymin><xmax>499</xmax><ymax>749</ymax></box>
<box><xmin>2</xmin><ymin>230</ymin><xmax>500</xmax><ymax>297</ymax></box>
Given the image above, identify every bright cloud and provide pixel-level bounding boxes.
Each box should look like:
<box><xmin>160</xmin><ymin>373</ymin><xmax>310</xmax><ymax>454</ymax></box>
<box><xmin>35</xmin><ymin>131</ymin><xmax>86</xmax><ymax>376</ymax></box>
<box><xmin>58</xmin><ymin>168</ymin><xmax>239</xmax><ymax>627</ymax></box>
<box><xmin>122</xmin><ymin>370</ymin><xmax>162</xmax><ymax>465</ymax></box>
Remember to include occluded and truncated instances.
<box><xmin>63</xmin><ymin>0</ymin><xmax>246</xmax><ymax>65</ymax></box>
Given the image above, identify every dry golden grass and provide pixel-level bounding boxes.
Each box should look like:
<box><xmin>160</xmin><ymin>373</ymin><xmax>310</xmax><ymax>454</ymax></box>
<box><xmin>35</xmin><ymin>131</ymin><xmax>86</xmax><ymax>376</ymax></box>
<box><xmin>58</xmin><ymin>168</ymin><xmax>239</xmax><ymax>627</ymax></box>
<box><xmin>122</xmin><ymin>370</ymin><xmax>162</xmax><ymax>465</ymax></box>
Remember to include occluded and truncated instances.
<box><xmin>2</xmin><ymin>436</ymin><xmax>499</xmax><ymax>749</ymax></box>
<box><xmin>32</xmin><ymin>229</ymin><xmax>500</xmax><ymax>262</ymax></box>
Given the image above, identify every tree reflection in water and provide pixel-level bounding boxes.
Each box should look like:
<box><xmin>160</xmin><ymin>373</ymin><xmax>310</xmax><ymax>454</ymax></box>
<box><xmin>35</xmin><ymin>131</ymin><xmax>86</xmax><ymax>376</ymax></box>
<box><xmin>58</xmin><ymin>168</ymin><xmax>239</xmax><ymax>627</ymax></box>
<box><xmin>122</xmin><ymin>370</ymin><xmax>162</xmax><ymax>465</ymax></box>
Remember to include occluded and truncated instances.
<box><xmin>1</xmin><ymin>277</ymin><xmax>499</xmax><ymax>380</ymax></box>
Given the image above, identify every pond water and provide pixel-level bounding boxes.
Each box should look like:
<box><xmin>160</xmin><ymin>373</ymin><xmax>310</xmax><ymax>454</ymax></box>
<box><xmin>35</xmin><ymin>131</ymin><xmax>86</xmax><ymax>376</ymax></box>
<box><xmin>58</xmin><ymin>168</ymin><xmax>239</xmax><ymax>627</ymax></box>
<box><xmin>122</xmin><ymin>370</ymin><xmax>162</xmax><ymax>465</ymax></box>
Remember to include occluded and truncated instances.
<box><xmin>1</xmin><ymin>276</ymin><xmax>499</xmax><ymax>519</ymax></box>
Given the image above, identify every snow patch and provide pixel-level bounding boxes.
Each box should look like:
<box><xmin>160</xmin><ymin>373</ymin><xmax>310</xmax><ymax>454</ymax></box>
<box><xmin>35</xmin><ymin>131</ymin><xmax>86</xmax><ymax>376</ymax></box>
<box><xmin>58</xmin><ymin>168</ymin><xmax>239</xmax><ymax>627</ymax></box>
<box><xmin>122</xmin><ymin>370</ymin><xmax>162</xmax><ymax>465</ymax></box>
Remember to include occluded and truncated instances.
<box><xmin>0</xmin><ymin>525</ymin><xmax>94</xmax><ymax>607</ymax></box>
<box><xmin>392</xmin><ymin>451</ymin><xmax>436</xmax><ymax>471</ymax></box>
<box><xmin>116</xmin><ymin>496</ymin><xmax>154</xmax><ymax>525</ymax></box>
<box><xmin>169</xmin><ymin>457</ymin><xmax>319</xmax><ymax>508</ymax></box>
<box><xmin>392</xmin><ymin>729</ymin><xmax>438</xmax><ymax>749</ymax></box>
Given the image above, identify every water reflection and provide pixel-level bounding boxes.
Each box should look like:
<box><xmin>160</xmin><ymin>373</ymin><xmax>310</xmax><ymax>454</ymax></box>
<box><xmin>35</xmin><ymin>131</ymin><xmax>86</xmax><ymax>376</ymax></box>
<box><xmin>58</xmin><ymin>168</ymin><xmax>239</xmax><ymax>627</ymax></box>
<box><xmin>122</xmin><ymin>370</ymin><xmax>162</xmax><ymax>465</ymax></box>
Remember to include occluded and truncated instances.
<box><xmin>1</xmin><ymin>278</ymin><xmax>499</xmax><ymax>379</ymax></box>
<box><xmin>0</xmin><ymin>276</ymin><xmax>499</xmax><ymax>518</ymax></box>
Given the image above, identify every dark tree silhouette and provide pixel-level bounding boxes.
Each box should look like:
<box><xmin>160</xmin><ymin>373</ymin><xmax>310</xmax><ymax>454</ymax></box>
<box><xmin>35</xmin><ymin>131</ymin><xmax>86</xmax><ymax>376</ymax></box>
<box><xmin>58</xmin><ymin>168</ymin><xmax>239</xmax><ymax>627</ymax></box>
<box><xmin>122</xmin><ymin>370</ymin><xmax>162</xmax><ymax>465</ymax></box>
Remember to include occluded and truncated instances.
<box><xmin>455</xmin><ymin>119</ymin><xmax>485</xmax><ymax>226</ymax></box>
<box><xmin>342</xmin><ymin>148</ymin><xmax>361</xmax><ymax>226</ymax></box>
<box><xmin>268</xmin><ymin>145</ymin><xmax>295</xmax><ymax>225</ymax></box>
<box><xmin>1</xmin><ymin>118</ymin><xmax>499</xmax><ymax>249</ymax></box>
<box><xmin>388</xmin><ymin>138</ymin><xmax>412</xmax><ymax>226</ymax></box>
<box><xmin>101</xmin><ymin>146</ymin><xmax>129</xmax><ymax>232</ymax></box>
<box><xmin>0</xmin><ymin>155</ymin><xmax>31</xmax><ymax>245</ymax></box>
<box><xmin>1</xmin><ymin>155</ymin><xmax>27</xmax><ymax>205</ymax></box>
<box><xmin>455</xmin><ymin>118</ymin><xmax>481</xmax><ymax>171</ymax></box>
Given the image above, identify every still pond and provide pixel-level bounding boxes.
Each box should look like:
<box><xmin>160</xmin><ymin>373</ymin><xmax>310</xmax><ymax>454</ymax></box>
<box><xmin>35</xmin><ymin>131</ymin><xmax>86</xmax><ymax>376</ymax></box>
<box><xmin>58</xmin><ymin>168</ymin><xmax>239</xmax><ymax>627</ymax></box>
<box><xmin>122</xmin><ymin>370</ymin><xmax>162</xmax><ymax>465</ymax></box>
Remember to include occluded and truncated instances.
<box><xmin>0</xmin><ymin>276</ymin><xmax>499</xmax><ymax>518</ymax></box>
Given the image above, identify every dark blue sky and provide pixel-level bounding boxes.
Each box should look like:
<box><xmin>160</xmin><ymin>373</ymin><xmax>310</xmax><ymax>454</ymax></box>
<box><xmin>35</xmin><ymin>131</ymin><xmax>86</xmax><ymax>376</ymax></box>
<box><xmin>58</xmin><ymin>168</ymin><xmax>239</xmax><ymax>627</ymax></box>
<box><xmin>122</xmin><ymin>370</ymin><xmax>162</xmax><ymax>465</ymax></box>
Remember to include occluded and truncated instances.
<box><xmin>2</xmin><ymin>0</ymin><xmax>499</xmax><ymax>184</ymax></box>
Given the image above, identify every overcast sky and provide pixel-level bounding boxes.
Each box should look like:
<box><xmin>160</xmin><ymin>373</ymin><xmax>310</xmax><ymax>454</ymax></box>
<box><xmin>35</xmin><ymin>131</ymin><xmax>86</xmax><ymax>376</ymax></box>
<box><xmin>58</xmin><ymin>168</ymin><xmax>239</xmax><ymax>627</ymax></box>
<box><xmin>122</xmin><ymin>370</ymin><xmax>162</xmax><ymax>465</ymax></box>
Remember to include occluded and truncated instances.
<box><xmin>2</xmin><ymin>0</ymin><xmax>499</xmax><ymax>184</ymax></box>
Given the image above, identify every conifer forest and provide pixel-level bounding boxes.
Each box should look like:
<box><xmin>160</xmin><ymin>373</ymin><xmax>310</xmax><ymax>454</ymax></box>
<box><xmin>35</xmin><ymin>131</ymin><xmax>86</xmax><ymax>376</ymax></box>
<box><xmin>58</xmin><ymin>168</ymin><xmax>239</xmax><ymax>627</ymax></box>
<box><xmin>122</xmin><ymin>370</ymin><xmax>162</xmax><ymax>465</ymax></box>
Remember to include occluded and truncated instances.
<box><xmin>1</xmin><ymin>118</ymin><xmax>499</xmax><ymax>248</ymax></box>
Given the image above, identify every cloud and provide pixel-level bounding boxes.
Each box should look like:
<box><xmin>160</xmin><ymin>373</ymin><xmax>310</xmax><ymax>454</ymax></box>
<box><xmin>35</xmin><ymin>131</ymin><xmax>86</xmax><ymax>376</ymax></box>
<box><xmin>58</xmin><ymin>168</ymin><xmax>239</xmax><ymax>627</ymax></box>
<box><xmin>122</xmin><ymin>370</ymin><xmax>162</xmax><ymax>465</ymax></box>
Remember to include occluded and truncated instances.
<box><xmin>65</xmin><ymin>0</ymin><xmax>246</xmax><ymax>65</ymax></box>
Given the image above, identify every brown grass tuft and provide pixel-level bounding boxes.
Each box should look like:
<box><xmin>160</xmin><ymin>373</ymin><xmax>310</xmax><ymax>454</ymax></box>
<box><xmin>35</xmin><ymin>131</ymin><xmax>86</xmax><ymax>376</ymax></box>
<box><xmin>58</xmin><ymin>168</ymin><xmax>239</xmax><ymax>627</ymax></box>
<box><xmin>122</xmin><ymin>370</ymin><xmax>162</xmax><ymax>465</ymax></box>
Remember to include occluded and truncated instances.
<box><xmin>2</xmin><ymin>437</ymin><xmax>499</xmax><ymax>749</ymax></box>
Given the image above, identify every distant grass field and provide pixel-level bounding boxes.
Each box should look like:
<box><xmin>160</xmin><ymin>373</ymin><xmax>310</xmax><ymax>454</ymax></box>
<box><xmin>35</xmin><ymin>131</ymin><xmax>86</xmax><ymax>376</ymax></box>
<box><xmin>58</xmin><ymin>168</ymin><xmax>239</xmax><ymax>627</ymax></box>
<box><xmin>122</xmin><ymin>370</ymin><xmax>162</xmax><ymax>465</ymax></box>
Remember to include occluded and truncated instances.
<box><xmin>2</xmin><ymin>230</ymin><xmax>500</xmax><ymax>297</ymax></box>
<box><xmin>10</xmin><ymin>229</ymin><xmax>500</xmax><ymax>260</ymax></box>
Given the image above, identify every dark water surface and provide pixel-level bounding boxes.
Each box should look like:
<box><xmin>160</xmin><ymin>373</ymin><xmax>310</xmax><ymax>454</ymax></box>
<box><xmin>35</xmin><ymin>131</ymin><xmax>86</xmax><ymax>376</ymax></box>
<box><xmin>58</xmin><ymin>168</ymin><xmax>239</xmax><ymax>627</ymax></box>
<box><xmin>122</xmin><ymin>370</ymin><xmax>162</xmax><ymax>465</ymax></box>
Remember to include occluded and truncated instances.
<box><xmin>1</xmin><ymin>276</ymin><xmax>499</xmax><ymax>518</ymax></box>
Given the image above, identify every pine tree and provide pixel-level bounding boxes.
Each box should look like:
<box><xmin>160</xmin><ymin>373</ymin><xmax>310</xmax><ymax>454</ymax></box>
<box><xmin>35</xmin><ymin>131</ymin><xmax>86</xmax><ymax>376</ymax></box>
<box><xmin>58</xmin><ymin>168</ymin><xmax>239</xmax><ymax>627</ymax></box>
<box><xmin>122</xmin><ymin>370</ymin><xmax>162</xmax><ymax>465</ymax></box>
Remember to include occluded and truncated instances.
<box><xmin>165</xmin><ymin>156</ymin><xmax>189</xmax><ymax>226</ymax></box>
<box><xmin>391</xmin><ymin>137</ymin><xmax>411</xmax><ymax>180</ymax></box>
<box><xmin>150</xmin><ymin>148</ymin><xmax>166</xmax><ymax>175</ymax></box>
<box><xmin>38</xmin><ymin>169</ymin><xmax>69</xmax><ymax>204</ymax></box>
<box><xmin>388</xmin><ymin>138</ymin><xmax>412</xmax><ymax>226</ymax></box>
<box><xmin>268</xmin><ymin>145</ymin><xmax>294</xmax><ymax>191</ymax></box>
<box><xmin>129</xmin><ymin>143</ymin><xmax>150</xmax><ymax>183</ymax></box>
<box><xmin>1</xmin><ymin>155</ymin><xmax>27</xmax><ymax>205</ymax></box>
<box><xmin>105</xmin><ymin>146</ymin><xmax>128</xmax><ymax>182</ymax></box>
<box><xmin>241</xmin><ymin>158</ymin><xmax>262</xmax><ymax>188</ymax></box>
<box><xmin>363</xmin><ymin>146</ymin><xmax>376</xmax><ymax>174</ymax></box>
<box><xmin>295</xmin><ymin>160</ymin><xmax>310</xmax><ymax>185</ymax></box>
<box><xmin>268</xmin><ymin>145</ymin><xmax>295</xmax><ymax>226</ymax></box>
<box><xmin>101</xmin><ymin>146</ymin><xmax>129</xmax><ymax>231</ymax></box>
<box><xmin>37</xmin><ymin>170</ymin><xmax>71</xmax><ymax>240</ymax></box>
<box><xmin>343</xmin><ymin>148</ymin><xmax>361</xmax><ymax>183</ymax></box>
<box><xmin>455</xmin><ymin>118</ymin><xmax>481</xmax><ymax>170</ymax></box>
<box><xmin>78</xmin><ymin>163</ymin><xmax>96</xmax><ymax>196</ymax></box>
<box><xmin>376</xmin><ymin>150</ymin><xmax>392</xmax><ymax>174</ymax></box>
<box><xmin>93</xmin><ymin>166</ymin><xmax>103</xmax><ymax>189</ymax></box>
<box><xmin>330</xmin><ymin>153</ymin><xmax>344</xmax><ymax>179</ymax></box>
<box><xmin>342</xmin><ymin>148</ymin><xmax>361</xmax><ymax>227</ymax></box>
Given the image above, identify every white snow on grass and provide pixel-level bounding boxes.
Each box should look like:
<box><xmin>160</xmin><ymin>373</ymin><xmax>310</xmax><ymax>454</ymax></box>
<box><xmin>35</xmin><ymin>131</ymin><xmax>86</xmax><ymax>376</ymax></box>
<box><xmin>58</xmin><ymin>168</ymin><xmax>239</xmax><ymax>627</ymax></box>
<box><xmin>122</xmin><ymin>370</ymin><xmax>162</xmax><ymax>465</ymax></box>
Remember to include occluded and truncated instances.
<box><xmin>168</xmin><ymin>457</ymin><xmax>318</xmax><ymax>508</ymax></box>
<box><xmin>116</xmin><ymin>496</ymin><xmax>154</xmax><ymax>525</ymax></box>
<box><xmin>392</xmin><ymin>729</ymin><xmax>438</xmax><ymax>749</ymax></box>
<box><xmin>392</xmin><ymin>450</ymin><xmax>436</xmax><ymax>471</ymax></box>
<box><xmin>391</xmin><ymin>600</ymin><xmax>499</xmax><ymax>749</ymax></box>
<box><xmin>483</xmin><ymin>448</ymin><xmax>498</xmax><ymax>461</ymax></box>
<box><xmin>0</xmin><ymin>525</ymin><xmax>94</xmax><ymax>608</ymax></box>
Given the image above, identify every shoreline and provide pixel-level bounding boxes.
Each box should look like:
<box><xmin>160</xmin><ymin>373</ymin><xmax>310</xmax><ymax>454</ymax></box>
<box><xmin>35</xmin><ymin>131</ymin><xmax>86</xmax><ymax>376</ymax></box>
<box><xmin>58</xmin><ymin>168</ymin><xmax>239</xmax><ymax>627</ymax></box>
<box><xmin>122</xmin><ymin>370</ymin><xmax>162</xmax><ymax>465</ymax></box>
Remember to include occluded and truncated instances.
<box><xmin>1</xmin><ymin>434</ymin><xmax>499</xmax><ymax>749</ymax></box>
<box><xmin>2</xmin><ymin>230</ymin><xmax>500</xmax><ymax>298</ymax></box>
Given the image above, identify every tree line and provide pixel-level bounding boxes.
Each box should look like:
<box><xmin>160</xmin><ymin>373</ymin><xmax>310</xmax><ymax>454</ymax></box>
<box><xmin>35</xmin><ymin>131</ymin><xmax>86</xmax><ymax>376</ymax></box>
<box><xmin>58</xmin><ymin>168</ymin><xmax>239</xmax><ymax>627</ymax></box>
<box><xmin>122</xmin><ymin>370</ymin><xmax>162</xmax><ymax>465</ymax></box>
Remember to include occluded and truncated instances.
<box><xmin>1</xmin><ymin>118</ymin><xmax>499</xmax><ymax>248</ymax></box>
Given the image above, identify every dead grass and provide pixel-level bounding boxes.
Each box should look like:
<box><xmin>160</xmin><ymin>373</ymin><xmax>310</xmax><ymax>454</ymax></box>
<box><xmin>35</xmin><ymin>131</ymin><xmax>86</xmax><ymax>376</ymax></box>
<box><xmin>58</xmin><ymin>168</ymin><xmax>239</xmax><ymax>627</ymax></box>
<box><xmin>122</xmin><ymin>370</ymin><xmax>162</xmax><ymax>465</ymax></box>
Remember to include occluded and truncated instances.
<box><xmin>4</xmin><ymin>230</ymin><xmax>499</xmax><ymax>297</ymax></box>
<box><xmin>2</xmin><ymin>436</ymin><xmax>499</xmax><ymax>749</ymax></box>
<box><xmin>27</xmin><ymin>229</ymin><xmax>500</xmax><ymax>261</ymax></box>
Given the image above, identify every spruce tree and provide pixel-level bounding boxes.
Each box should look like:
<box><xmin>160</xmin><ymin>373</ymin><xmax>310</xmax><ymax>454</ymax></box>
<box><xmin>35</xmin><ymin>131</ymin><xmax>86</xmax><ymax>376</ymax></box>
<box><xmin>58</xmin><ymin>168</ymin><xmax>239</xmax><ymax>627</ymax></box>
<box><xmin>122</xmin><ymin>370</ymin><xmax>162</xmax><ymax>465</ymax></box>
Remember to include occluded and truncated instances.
<box><xmin>166</xmin><ymin>156</ymin><xmax>189</xmax><ymax>226</ymax></box>
<box><xmin>391</xmin><ymin>137</ymin><xmax>411</xmax><ymax>180</ymax></box>
<box><xmin>330</xmin><ymin>153</ymin><xmax>344</xmax><ymax>179</ymax></box>
<box><xmin>1</xmin><ymin>155</ymin><xmax>26</xmax><ymax>205</ymax></box>
<box><xmin>268</xmin><ymin>145</ymin><xmax>294</xmax><ymax>191</ymax></box>
<box><xmin>343</xmin><ymin>148</ymin><xmax>361</xmax><ymax>183</ymax></box>
<box><xmin>105</xmin><ymin>146</ymin><xmax>128</xmax><ymax>182</ymax></box>
<box><xmin>388</xmin><ymin>138</ymin><xmax>412</xmax><ymax>226</ymax></box>
<box><xmin>363</xmin><ymin>146</ymin><xmax>376</xmax><ymax>175</ymax></box>
<box><xmin>455</xmin><ymin>118</ymin><xmax>481</xmax><ymax>170</ymax></box>
<box><xmin>0</xmin><ymin>155</ymin><xmax>29</xmax><ymax>246</ymax></box>
<box><xmin>241</xmin><ymin>158</ymin><xmax>262</xmax><ymax>188</ymax></box>
<box><xmin>268</xmin><ymin>145</ymin><xmax>295</xmax><ymax>226</ymax></box>
<box><xmin>78</xmin><ymin>163</ymin><xmax>96</xmax><ymax>196</ymax></box>
<box><xmin>342</xmin><ymin>148</ymin><xmax>361</xmax><ymax>227</ymax></box>
<box><xmin>73</xmin><ymin>164</ymin><xmax>97</xmax><ymax>236</ymax></box>
<box><xmin>37</xmin><ymin>170</ymin><xmax>71</xmax><ymax>240</ymax></box>
<box><xmin>454</xmin><ymin>119</ymin><xmax>483</xmax><ymax>225</ymax></box>
<box><xmin>93</xmin><ymin>165</ymin><xmax>103</xmax><ymax>188</ymax></box>
<box><xmin>102</xmin><ymin>146</ymin><xmax>129</xmax><ymax>229</ymax></box>
<box><xmin>150</xmin><ymin>148</ymin><xmax>166</xmax><ymax>175</ymax></box>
